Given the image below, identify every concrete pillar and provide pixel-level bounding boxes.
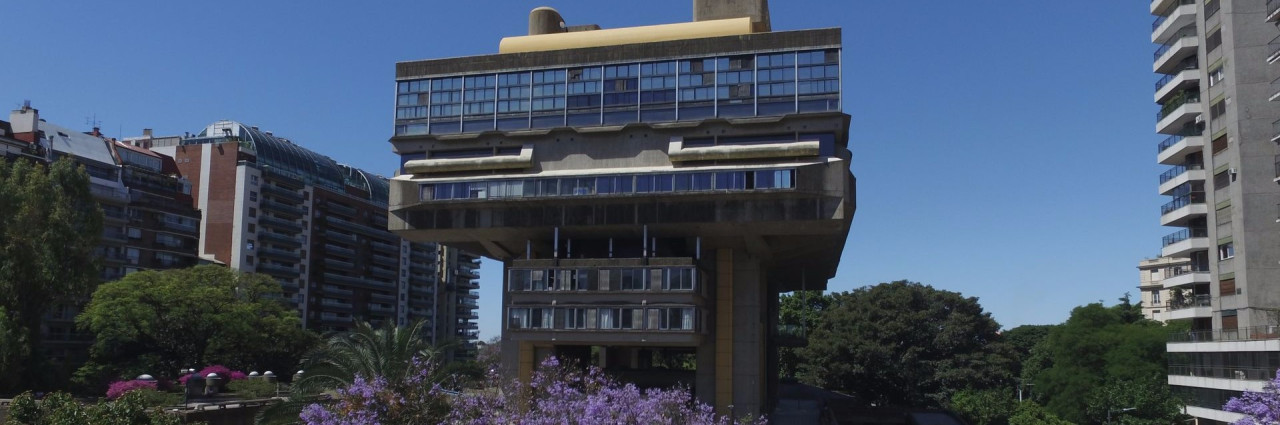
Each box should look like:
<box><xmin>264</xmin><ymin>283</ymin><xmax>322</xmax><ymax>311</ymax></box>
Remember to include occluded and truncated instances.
<box><xmin>731</xmin><ymin>250</ymin><xmax>765</xmax><ymax>416</ymax></box>
<box><xmin>715</xmin><ymin>248</ymin><xmax>736</xmax><ymax>415</ymax></box>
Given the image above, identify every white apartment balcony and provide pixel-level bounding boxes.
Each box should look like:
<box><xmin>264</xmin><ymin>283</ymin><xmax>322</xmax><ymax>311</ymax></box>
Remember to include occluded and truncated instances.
<box><xmin>1269</xmin><ymin>0</ymin><xmax>1280</xmax><ymax>23</ymax></box>
<box><xmin>1154</xmin><ymin>68</ymin><xmax>1200</xmax><ymax>104</ymax></box>
<box><xmin>1269</xmin><ymin>36</ymin><xmax>1280</xmax><ymax>65</ymax></box>
<box><xmin>1154</xmin><ymin>34</ymin><xmax>1199</xmax><ymax>74</ymax></box>
<box><xmin>1157</xmin><ymin>133</ymin><xmax>1204</xmax><ymax>165</ymax></box>
<box><xmin>1158</xmin><ymin>164</ymin><xmax>1204</xmax><ymax>195</ymax></box>
<box><xmin>1152</xmin><ymin>34</ymin><xmax>1198</xmax><ymax>73</ymax></box>
<box><xmin>1151</xmin><ymin>6</ymin><xmax>1196</xmax><ymax>44</ymax></box>
<box><xmin>1150</xmin><ymin>0</ymin><xmax>1188</xmax><ymax>15</ymax></box>
<box><xmin>1156</xmin><ymin>99</ymin><xmax>1203</xmax><ymax>135</ymax></box>
<box><xmin>1165</xmin><ymin>296</ymin><xmax>1212</xmax><ymax>321</ymax></box>
<box><xmin>1161</xmin><ymin>228</ymin><xmax>1209</xmax><ymax>257</ymax></box>
<box><xmin>1162</xmin><ymin>270</ymin><xmax>1210</xmax><ymax>289</ymax></box>
<box><xmin>1160</xmin><ymin>192</ymin><xmax>1207</xmax><ymax>226</ymax></box>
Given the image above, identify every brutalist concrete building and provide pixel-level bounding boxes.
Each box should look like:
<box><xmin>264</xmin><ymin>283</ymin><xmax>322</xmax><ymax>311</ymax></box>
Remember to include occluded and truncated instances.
<box><xmin>387</xmin><ymin>0</ymin><xmax>853</xmax><ymax>415</ymax></box>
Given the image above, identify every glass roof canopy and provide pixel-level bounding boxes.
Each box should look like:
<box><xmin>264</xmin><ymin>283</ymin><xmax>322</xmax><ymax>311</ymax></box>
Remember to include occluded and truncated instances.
<box><xmin>189</xmin><ymin>120</ymin><xmax>389</xmax><ymax>205</ymax></box>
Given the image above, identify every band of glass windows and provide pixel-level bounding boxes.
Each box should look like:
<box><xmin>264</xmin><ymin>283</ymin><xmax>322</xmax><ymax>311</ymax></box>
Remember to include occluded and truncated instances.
<box><xmin>509</xmin><ymin>267</ymin><xmax>698</xmax><ymax>292</ymax></box>
<box><xmin>508</xmin><ymin>306</ymin><xmax>699</xmax><ymax>331</ymax></box>
<box><xmin>420</xmin><ymin>169</ymin><xmax>795</xmax><ymax>201</ymax></box>
<box><xmin>394</xmin><ymin>49</ymin><xmax>840</xmax><ymax>136</ymax></box>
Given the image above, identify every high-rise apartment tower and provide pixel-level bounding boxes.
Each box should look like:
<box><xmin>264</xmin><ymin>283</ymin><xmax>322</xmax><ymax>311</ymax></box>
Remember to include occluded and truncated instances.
<box><xmin>1151</xmin><ymin>0</ymin><xmax>1280</xmax><ymax>422</ymax></box>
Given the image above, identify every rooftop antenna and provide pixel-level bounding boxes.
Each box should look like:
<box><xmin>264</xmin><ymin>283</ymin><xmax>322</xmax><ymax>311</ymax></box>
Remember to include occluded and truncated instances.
<box><xmin>85</xmin><ymin>114</ymin><xmax>102</xmax><ymax>129</ymax></box>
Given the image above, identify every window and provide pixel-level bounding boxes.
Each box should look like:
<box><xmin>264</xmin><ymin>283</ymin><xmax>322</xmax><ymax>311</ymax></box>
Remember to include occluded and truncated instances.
<box><xmin>250</xmin><ymin>175</ymin><xmax>259</xmax><ymax>186</ymax></box>
<box><xmin>249</xmin><ymin>208</ymin><xmax>257</xmax><ymax>218</ymax></box>
<box><xmin>665</xmin><ymin>268</ymin><xmax>695</xmax><ymax>290</ymax></box>
<box><xmin>1211</xmin><ymin>134</ymin><xmax>1228</xmax><ymax>155</ymax></box>
<box><xmin>249</xmin><ymin>191</ymin><xmax>258</xmax><ymax>202</ymax></box>
<box><xmin>248</xmin><ymin>223</ymin><xmax>256</xmax><ymax>233</ymax></box>
<box><xmin>1208</xmin><ymin>65</ymin><xmax>1225</xmax><ymax>87</ymax></box>
<box><xmin>1210</xmin><ymin>98</ymin><xmax>1227</xmax><ymax>121</ymax></box>
<box><xmin>1219</xmin><ymin>242</ymin><xmax>1235</xmax><ymax>260</ymax></box>
<box><xmin>1220</xmin><ymin>278</ymin><xmax>1236</xmax><ymax>295</ymax></box>
<box><xmin>1206</xmin><ymin>28</ymin><xmax>1222</xmax><ymax>52</ymax></box>
<box><xmin>508</xmin><ymin>308</ymin><xmax>530</xmax><ymax>329</ymax></box>
<box><xmin>1214</xmin><ymin>170</ymin><xmax>1230</xmax><ymax>190</ymax></box>
<box><xmin>1205</xmin><ymin>0</ymin><xmax>1220</xmax><ymax>18</ymax></box>
<box><xmin>1152</xmin><ymin>291</ymin><xmax>1161</xmax><ymax>305</ymax></box>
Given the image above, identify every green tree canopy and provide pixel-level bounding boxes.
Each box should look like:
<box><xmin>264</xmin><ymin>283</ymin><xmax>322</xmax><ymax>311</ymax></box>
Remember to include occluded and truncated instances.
<box><xmin>75</xmin><ymin>265</ymin><xmax>317</xmax><ymax>390</ymax></box>
<box><xmin>0</xmin><ymin>158</ymin><xmax>103</xmax><ymax>392</ymax></box>
<box><xmin>1030</xmin><ymin>297</ymin><xmax>1178</xmax><ymax>424</ymax></box>
<box><xmin>796</xmin><ymin>280</ymin><xmax>1016</xmax><ymax>407</ymax></box>
<box><xmin>778</xmin><ymin>290</ymin><xmax>833</xmax><ymax>379</ymax></box>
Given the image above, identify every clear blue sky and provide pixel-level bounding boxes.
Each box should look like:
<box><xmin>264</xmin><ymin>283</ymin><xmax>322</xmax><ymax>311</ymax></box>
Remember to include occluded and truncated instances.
<box><xmin>1</xmin><ymin>1</ymin><xmax>1164</xmax><ymax>340</ymax></box>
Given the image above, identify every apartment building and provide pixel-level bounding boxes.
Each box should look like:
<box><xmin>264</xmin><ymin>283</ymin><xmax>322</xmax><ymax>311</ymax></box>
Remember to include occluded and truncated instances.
<box><xmin>3</xmin><ymin>104</ymin><xmax>203</xmax><ymax>367</ymax></box>
<box><xmin>142</xmin><ymin>122</ymin><xmax>479</xmax><ymax>358</ymax></box>
<box><xmin>386</xmin><ymin>0</ymin><xmax>852</xmax><ymax>416</ymax></box>
<box><xmin>1138</xmin><ymin>256</ymin><xmax>1190</xmax><ymax>322</ymax></box>
<box><xmin>1151</xmin><ymin>0</ymin><xmax>1280</xmax><ymax>422</ymax></box>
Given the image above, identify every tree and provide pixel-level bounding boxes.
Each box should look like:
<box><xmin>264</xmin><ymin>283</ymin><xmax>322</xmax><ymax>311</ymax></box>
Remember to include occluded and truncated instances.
<box><xmin>0</xmin><ymin>158</ymin><xmax>103</xmax><ymax>392</ymax></box>
<box><xmin>260</xmin><ymin>319</ymin><xmax>445</xmax><ymax>425</ymax></box>
<box><xmin>1083</xmin><ymin>379</ymin><xmax>1186</xmax><ymax>425</ymax></box>
<box><xmin>1008</xmin><ymin>401</ymin><xmax>1073</xmax><ymax>425</ymax></box>
<box><xmin>6</xmin><ymin>390</ymin><xmax>190</xmax><ymax>425</ymax></box>
<box><xmin>1030</xmin><ymin>297</ymin><xmax>1177</xmax><ymax>424</ymax></box>
<box><xmin>950</xmin><ymin>389</ymin><xmax>1018</xmax><ymax>425</ymax></box>
<box><xmin>778</xmin><ymin>291</ymin><xmax>833</xmax><ymax>379</ymax></box>
<box><xmin>75</xmin><ymin>265</ymin><xmax>317</xmax><ymax>391</ymax></box>
<box><xmin>1224</xmin><ymin>370</ymin><xmax>1280</xmax><ymax>425</ymax></box>
<box><xmin>796</xmin><ymin>280</ymin><xmax>1016</xmax><ymax>408</ymax></box>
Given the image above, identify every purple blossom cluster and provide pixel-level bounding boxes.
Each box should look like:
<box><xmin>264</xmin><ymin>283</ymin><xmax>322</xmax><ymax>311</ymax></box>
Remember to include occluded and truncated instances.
<box><xmin>1224</xmin><ymin>370</ymin><xmax>1280</xmax><ymax>425</ymax></box>
<box><xmin>301</xmin><ymin>357</ymin><xmax>450</xmax><ymax>425</ymax></box>
<box><xmin>447</xmin><ymin>357</ymin><xmax>764</xmax><ymax>425</ymax></box>
<box><xmin>106</xmin><ymin>379</ymin><xmax>158</xmax><ymax>399</ymax></box>
<box><xmin>300</xmin><ymin>356</ymin><xmax>762</xmax><ymax>425</ymax></box>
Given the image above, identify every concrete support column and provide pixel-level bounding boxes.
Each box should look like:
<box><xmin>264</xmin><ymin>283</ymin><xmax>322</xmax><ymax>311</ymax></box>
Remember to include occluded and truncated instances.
<box><xmin>715</xmin><ymin>248</ymin><xmax>735</xmax><ymax>415</ymax></box>
<box><xmin>731</xmin><ymin>249</ymin><xmax>765</xmax><ymax>417</ymax></box>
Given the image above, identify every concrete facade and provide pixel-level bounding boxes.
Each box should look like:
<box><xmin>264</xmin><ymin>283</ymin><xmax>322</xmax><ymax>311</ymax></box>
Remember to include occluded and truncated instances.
<box><xmin>387</xmin><ymin>2</ymin><xmax>852</xmax><ymax>416</ymax></box>
<box><xmin>1152</xmin><ymin>0</ymin><xmax>1280</xmax><ymax>421</ymax></box>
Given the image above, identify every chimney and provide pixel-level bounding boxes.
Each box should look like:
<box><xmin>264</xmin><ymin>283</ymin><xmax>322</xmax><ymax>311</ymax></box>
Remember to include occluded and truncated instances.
<box><xmin>10</xmin><ymin>102</ymin><xmax>39</xmax><ymax>134</ymax></box>
<box><xmin>91</xmin><ymin>127</ymin><xmax>102</xmax><ymax>137</ymax></box>
<box><xmin>143</xmin><ymin>128</ymin><xmax>153</xmax><ymax>138</ymax></box>
<box><xmin>529</xmin><ymin>7</ymin><xmax>566</xmax><ymax>35</ymax></box>
<box><xmin>693</xmin><ymin>0</ymin><xmax>771</xmax><ymax>32</ymax></box>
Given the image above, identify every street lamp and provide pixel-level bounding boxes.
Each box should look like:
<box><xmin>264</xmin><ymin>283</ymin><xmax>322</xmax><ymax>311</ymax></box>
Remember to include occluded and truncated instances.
<box><xmin>1108</xmin><ymin>407</ymin><xmax>1137</xmax><ymax>425</ymax></box>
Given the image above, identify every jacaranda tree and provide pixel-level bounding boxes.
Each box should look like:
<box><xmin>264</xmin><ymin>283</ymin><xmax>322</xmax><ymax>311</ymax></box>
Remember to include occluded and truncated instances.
<box><xmin>1225</xmin><ymin>369</ymin><xmax>1280</xmax><ymax>425</ymax></box>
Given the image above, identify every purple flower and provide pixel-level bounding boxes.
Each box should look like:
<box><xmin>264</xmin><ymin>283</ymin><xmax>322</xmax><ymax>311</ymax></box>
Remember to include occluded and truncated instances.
<box><xmin>1224</xmin><ymin>369</ymin><xmax>1280</xmax><ymax>425</ymax></box>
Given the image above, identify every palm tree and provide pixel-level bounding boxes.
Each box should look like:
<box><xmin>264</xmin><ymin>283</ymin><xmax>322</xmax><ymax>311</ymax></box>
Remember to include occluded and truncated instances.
<box><xmin>258</xmin><ymin>319</ymin><xmax>449</xmax><ymax>424</ymax></box>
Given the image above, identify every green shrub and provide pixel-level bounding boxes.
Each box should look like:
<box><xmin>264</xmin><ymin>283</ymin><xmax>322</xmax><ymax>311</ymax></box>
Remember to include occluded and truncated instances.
<box><xmin>227</xmin><ymin>379</ymin><xmax>278</xmax><ymax>399</ymax></box>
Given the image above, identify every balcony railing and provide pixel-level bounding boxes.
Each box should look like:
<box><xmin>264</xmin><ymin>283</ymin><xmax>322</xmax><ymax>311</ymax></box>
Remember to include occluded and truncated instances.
<box><xmin>1162</xmin><ymin>228</ymin><xmax>1208</xmax><ymax>247</ymax></box>
<box><xmin>1169</xmin><ymin>364</ymin><xmax>1277</xmax><ymax>381</ymax></box>
<box><xmin>1170</xmin><ymin>325</ymin><xmax>1280</xmax><ymax>343</ymax></box>
<box><xmin>1159</xmin><ymin>163</ymin><xmax>1203</xmax><ymax>184</ymax></box>
<box><xmin>1152</xmin><ymin>0</ymin><xmax>1195</xmax><ymax>30</ymax></box>
<box><xmin>1269</xmin><ymin>0</ymin><xmax>1280</xmax><ymax>21</ymax></box>
<box><xmin>1155</xmin><ymin>63</ymin><xmax>1199</xmax><ymax>92</ymax></box>
<box><xmin>1154</xmin><ymin>32</ymin><xmax>1197</xmax><ymax>60</ymax></box>
<box><xmin>1167</xmin><ymin>294</ymin><xmax>1212</xmax><ymax>311</ymax></box>
<box><xmin>1161</xmin><ymin>192</ymin><xmax>1205</xmax><ymax>215</ymax></box>
<box><xmin>259</xmin><ymin>216</ymin><xmax>302</xmax><ymax>233</ymax></box>
<box><xmin>1157</xmin><ymin>91</ymin><xmax>1201</xmax><ymax>121</ymax></box>
<box><xmin>261</xmin><ymin>184</ymin><xmax>304</xmax><ymax>204</ymax></box>
<box><xmin>1157</xmin><ymin>127</ymin><xmax>1204</xmax><ymax>153</ymax></box>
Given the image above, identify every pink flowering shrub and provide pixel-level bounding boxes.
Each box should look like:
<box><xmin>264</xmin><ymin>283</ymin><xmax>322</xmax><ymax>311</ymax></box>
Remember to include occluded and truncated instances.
<box><xmin>106</xmin><ymin>379</ymin><xmax>158</xmax><ymax>399</ymax></box>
